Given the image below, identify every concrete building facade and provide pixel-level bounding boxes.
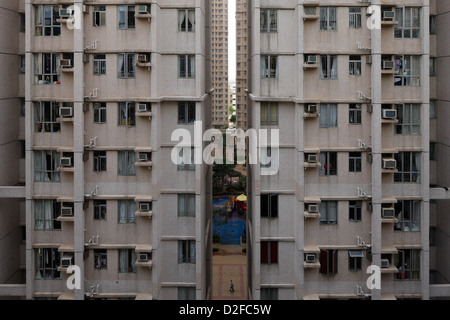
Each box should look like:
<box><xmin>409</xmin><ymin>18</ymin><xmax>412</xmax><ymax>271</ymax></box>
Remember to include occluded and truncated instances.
<box><xmin>236</xmin><ymin>0</ymin><xmax>248</xmax><ymax>129</ymax></box>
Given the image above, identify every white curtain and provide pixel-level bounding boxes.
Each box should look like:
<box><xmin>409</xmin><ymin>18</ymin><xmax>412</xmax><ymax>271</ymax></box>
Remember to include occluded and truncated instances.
<box><xmin>189</xmin><ymin>241</ymin><xmax>196</xmax><ymax>263</ymax></box>
<box><xmin>52</xmin><ymin>152</ymin><xmax>60</xmax><ymax>182</ymax></box>
<box><xmin>329</xmin><ymin>7</ymin><xmax>337</xmax><ymax>30</ymax></box>
<box><xmin>127</xmin><ymin>152</ymin><xmax>136</xmax><ymax>175</ymax></box>
<box><xmin>119</xmin><ymin>250</ymin><xmax>127</xmax><ymax>272</ymax></box>
<box><xmin>178</xmin><ymin>10</ymin><xmax>185</xmax><ymax>30</ymax></box>
<box><xmin>44</xmin><ymin>200</ymin><xmax>53</xmax><ymax>230</ymax></box>
<box><xmin>117</xmin><ymin>54</ymin><xmax>125</xmax><ymax>77</ymax></box>
<box><xmin>414</xmin><ymin>153</ymin><xmax>421</xmax><ymax>182</ymax></box>
<box><xmin>178</xmin><ymin>195</ymin><xmax>186</xmax><ymax>216</ymax></box>
<box><xmin>118</xmin><ymin>6</ymin><xmax>126</xmax><ymax>29</ymax></box>
<box><xmin>319</xmin><ymin>152</ymin><xmax>327</xmax><ymax>176</ymax></box>
<box><xmin>188</xmin><ymin>10</ymin><xmax>195</xmax><ymax>31</ymax></box>
<box><xmin>328</xmin><ymin>201</ymin><xmax>337</xmax><ymax>224</ymax></box>
<box><xmin>261</xmin><ymin>56</ymin><xmax>268</xmax><ymax>78</ymax></box>
<box><xmin>270</xmin><ymin>103</ymin><xmax>278</xmax><ymax>123</ymax></box>
<box><xmin>188</xmin><ymin>55</ymin><xmax>195</xmax><ymax>77</ymax></box>
<box><xmin>261</xmin><ymin>103</ymin><xmax>268</xmax><ymax>124</ymax></box>
<box><xmin>320</xmin><ymin>104</ymin><xmax>328</xmax><ymax>127</ymax></box>
<box><xmin>118</xmin><ymin>200</ymin><xmax>127</xmax><ymax>223</ymax></box>
<box><xmin>188</xmin><ymin>195</ymin><xmax>195</xmax><ymax>216</ymax></box>
<box><xmin>35</xmin><ymin>201</ymin><xmax>44</xmax><ymax>230</ymax></box>
<box><xmin>330</xmin><ymin>56</ymin><xmax>337</xmax><ymax>78</ymax></box>
<box><xmin>411</xmin><ymin>104</ymin><xmax>420</xmax><ymax>134</ymax></box>
<box><xmin>178</xmin><ymin>241</ymin><xmax>184</xmax><ymax>262</ymax></box>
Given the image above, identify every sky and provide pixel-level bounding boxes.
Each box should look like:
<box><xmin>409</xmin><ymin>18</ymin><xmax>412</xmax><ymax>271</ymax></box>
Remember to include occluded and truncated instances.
<box><xmin>228</xmin><ymin>0</ymin><xmax>236</xmax><ymax>84</ymax></box>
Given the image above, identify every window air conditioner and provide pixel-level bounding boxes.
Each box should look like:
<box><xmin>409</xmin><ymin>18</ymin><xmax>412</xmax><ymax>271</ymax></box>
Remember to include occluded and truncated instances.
<box><xmin>382</xmin><ymin>61</ymin><xmax>394</xmax><ymax>70</ymax></box>
<box><xmin>61</xmin><ymin>254</ymin><xmax>74</xmax><ymax>267</ymax></box>
<box><xmin>60</xmin><ymin>157</ymin><xmax>72</xmax><ymax>167</ymax></box>
<box><xmin>61</xmin><ymin>206</ymin><xmax>74</xmax><ymax>216</ymax></box>
<box><xmin>59</xmin><ymin>9</ymin><xmax>73</xmax><ymax>18</ymax></box>
<box><xmin>383</xmin><ymin>11</ymin><xmax>395</xmax><ymax>20</ymax></box>
<box><xmin>382</xmin><ymin>158</ymin><xmax>397</xmax><ymax>170</ymax></box>
<box><xmin>138</xmin><ymin>103</ymin><xmax>148</xmax><ymax>112</ymax></box>
<box><xmin>307</xmin><ymin>104</ymin><xmax>317</xmax><ymax>113</ymax></box>
<box><xmin>381</xmin><ymin>259</ymin><xmax>390</xmax><ymax>268</ymax></box>
<box><xmin>305</xmin><ymin>254</ymin><xmax>316</xmax><ymax>263</ymax></box>
<box><xmin>382</xmin><ymin>109</ymin><xmax>397</xmax><ymax>119</ymax></box>
<box><xmin>138</xmin><ymin>153</ymin><xmax>148</xmax><ymax>162</ymax></box>
<box><xmin>308</xmin><ymin>204</ymin><xmax>319</xmax><ymax>213</ymax></box>
<box><xmin>307</xmin><ymin>154</ymin><xmax>318</xmax><ymax>163</ymax></box>
<box><xmin>381</xmin><ymin>208</ymin><xmax>395</xmax><ymax>218</ymax></box>
<box><xmin>137</xmin><ymin>54</ymin><xmax>148</xmax><ymax>63</ymax></box>
<box><xmin>60</xmin><ymin>106</ymin><xmax>73</xmax><ymax>117</ymax></box>
<box><xmin>140</xmin><ymin>202</ymin><xmax>151</xmax><ymax>212</ymax></box>
<box><xmin>60</xmin><ymin>59</ymin><xmax>72</xmax><ymax>68</ymax></box>
<box><xmin>137</xmin><ymin>5</ymin><xmax>148</xmax><ymax>14</ymax></box>
<box><xmin>138</xmin><ymin>253</ymin><xmax>149</xmax><ymax>262</ymax></box>
<box><xmin>306</xmin><ymin>55</ymin><xmax>317</xmax><ymax>64</ymax></box>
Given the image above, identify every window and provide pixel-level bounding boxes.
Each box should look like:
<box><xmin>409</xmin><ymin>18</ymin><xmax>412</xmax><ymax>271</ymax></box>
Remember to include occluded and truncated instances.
<box><xmin>20</xmin><ymin>98</ymin><xmax>25</xmax><ymax>117</ymax></box>
<box><xmin>320</xmin><ymin>7</ymin><xmax>337</xmax><ymax>30</ymax></box>
<box><xmin>320</xmin><ymin>201</ymin><xmax>338</xmax><ymax>225</ymax></box>
<box><xmin>260</xmin><ymin>55</ymin><xmax>278</xmax><ymax>78</ymax></box>
<box><xmin>34</xmin><ymin>53</ymin><xmax>61</xmax><ymax>84</ymax></box>
<box><xmin>178</xmin><ymin>9</ymin><xmax>195</xmax><ymax>32</ymax></box>
<box><xmin>430</xmin><ymin>15</ymin><xmax>436</xmax><ymax>34</ymax></box>
<box><xmin>94</xmin><ymin>249</ymin><xmax>107</xmax><ymax>269</ymax></box>
<box><xmin>93</xmin><ymin>102</ymin><xmax>107</xmax><ymax>123</ymax></box>
<box><xmin>394</xmin><ymin>201</ymin><xmax>420</xmax><ymax>232</ymax></box>
<box><xmin>118</xmin><ymin>200</ymin><xmax>136</xmax><ymax>224</ymax></box>
<box><xmin>349</xmin><ymin>55</ymin><xmax>361</xmax><ymax>76</ymax></box>
<box><xmin>34</xmin><ymin>199</ymin><xmax>61</xmax><ymax>230</ymax></box>
<box><xmin>349</xmin><ymin>7</ymin><xmax>361</xmax><ymax>28</ymax></box>
<box><xmin>178</xmin><ymin>194</ymin><xmax>196</xmax><ymax>217</ymax></box>
<box><xmin>430</xmin><ymin>142</ymin><xmax>436</xmax><ymax>161</ymax></box>
<box><xmin>94</xmin><ymin>200</ymin><xmax>107</xmax><ymax>220</ymax></box>
<box><xmin>261</xmin><ymin>288</ymin><xmax>278</xmax><ymax>300</ymax></box>
<box><xmin>394</xmin><ymin>55</ymin><xmax>420</xmax><ymax>87</ymax></box>
<box><xmin>395</xmin><ymin>249</ymin><xmax>420</xmax><ymax>280</ymax></box>
<box><xmin>118</xmin><ymin>5</ymin><xmax>135</xmax><ymax>29</ymax></box>
<box><xmin>394</xmin><ymin>152</ymin><xmax>421</xmax><ymax>183</ymax></box>
<box><xmin>349</xmin><ymin>104</ymin><xmax>361</xmax><ymax>124</ymax></box>
<box><xmin>118</xmin><ymin>53</ymin><xmax>135</xmax><ymax>78</ymax></box>
<box><xmin>319</xmin><ymin>249</ymin><xmax>338</xmax><ymax>276</ymax></box>
<box><xmin>117</xmin><ymin>151</ymin><xmax>136</xmax><ymax>176</ymax></box>
<box><xmin>261</xmin><ymin>241</ymin><xmax>278</xmax><ymax>264</ymax></box>
<box><xmin>178</xmin><ymin>101</ymin><xmax>196</xmax><ymax>124</ymax></box>
<box><xmin>35</xmin><ymin>248</ymin><xmax>61</xmax><ymax>279</ymax></box>
<box><xmin>349</xmin><ymin>201</ymin><xmax>362</xmax><ymax>222</ymax></box>
<box><xmin>178</xmin><ymin>240</ymin><xmax>196</xmax><ymax>263</ymax></box>
<box><xmin>20</xmin><ymin>55</ymin><xmax>25</xmax><ymax>74</ymax></box>
<box><xmin>348</xmin><ymin>250</ymin><xmax>363</xmax><ymax>271</ymax></box>
<box><xmin>430</xmin><ymin>100</ymin><xmax>436</xmax><ymax>119</ymax></box>
<box><xmin>34</xmin><ymin>101</ymin><xmax>61</xmax><ymax>133</ymax></box>
<box><xmin>93</xmin><ymin>5</ymin><xmax>106</xmax><ymax>26</ymax></box>
<box><xmin>118</xmin><ymin>102</ymin><xmax>136</xmax><ymax>127</ymax></box>
<box><xmin>394</xmin><ymin>7</ymin><xmax>420</xmax><ymax>39</ymax></box>
<box><xmin>320</xmin><ymin>104</ymin><xmax>337</xmax><ymax>127</ymax></box>
<box><xmin>93</xmin><ymin>54</ymin><xmax>106</xmax><ymax>75</ymax></box>
<box><xmin>320</xmin><ymin>55</ymin><xmax>338</xmax><ymax>79</ymax></box>
<box><xmin>20</xmin><ymin>13</ymin><xmax>26</xmax><ymax>32</ymax></box>
<box><xmin>177</xmin><ymin>147</ymin><xmax>195</xmax><ymax>171</ymax></box>
<box><xmin>34</xmin><ymin>5</ymin><xmax>61</xmax><ymax>36</ymax></box>
<box><xmin>34</xmin><ymin>150</ymin><xmax>61</xmax><ymax>182</ymax></box>
<box><xmin>260</xmin><ymin>147</ymin><xmax>278</xmax><ymax>169</ymax></box>
<box><xmin>119</xmin><ymin>249</ymin><xmax>136</xmax><ymax>273</ymax></box>
<box><xmin>319</xmin><ymin>152</ymin><xmax>337</xmax><ymax>176</ymax></box>
<box><xmin>430</xmin><ymin>58</ymin><xmax>436</xmax><ymax>76</ymax></box>
<box><xmin>349</xmin><ymin>152</ymin><xmax>362</xmax><ymax>173</ymax></box>
<box><xmin>261</xmin><ymin>102</ymin><xmax>278</xmax><ymax>125</ymax></box>
<box><xmin>260</xmin><ymin>9</ymin><xmax>277</xmax><ymax>32</ymax></box>
<box><xmin>261</xmin><ymin>194</ymin><xmax>278</xmax><ymax>218</ymax></box>
<box><xmin>178</xmin><ymin>55</ymin><xmax>195</xmax><ymax>78</ymax></box>
<box><xmin>395</xmin><ymin>104</ymin><xmax>420</xmax><ymax>134</ymax></box>
<box><xmin>178</xmin><ymin>287</ymin><xmax>196</xmax><ymax>300</ymax></box>
<box><xmin>430</xmin><ymin>227</ymin><xmax>436</xmax><ymax>247</ymax></box>
<box><xmin>20</xmin><ymin>140</ymin><xmax>25</xmax><ymax>159</ymax></box>
<box><xmin>93</xmin><ymin>151</ymin><xmax>107</xmax><ymax>172</ymax></box>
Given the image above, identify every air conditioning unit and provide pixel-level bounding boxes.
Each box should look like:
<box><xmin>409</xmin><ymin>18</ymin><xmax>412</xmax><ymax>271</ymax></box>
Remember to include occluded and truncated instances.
<box><xmin>138</xmin><ymin>153</ymin><xmax>148</xmax><ymax>162</ymax></box>
<box><xmin>60</xmin><ymin>59</ymin><xmax>72</xmax><ymax>68</ymax></box>
<box><xmin>306</xmin><ymin>104</ymin><xmax>317</xmax><ymax>113</ymax></box>
<box><xmin>305</xmin><ymin>254</ymin><xmax>316</xmax><ymax>263</ymax></box>
<box><xmin>138</xmin><ymin>253</ymin><xmax>149</xmax><ymax>262</ymax></box>
<box><xmin>140</xmin><ymin>202</ymin><xmax>151</xmax><ymax>212</ymax></box>
<box><xmin>59</xmin><ymin>8</ymin><xmax>73</xmax><ymax>18</ymax></box>
<box><xmin>138</xmin><ymin>104</ymin><xmax>148</xmax><ymax>112</ymax></box>
<box><xmin>60</xmin><ymin>157</ymin><xmax>72</xmax><ymax>167</ymax></box>
<box><xmin>307</xmin><ymin>154</ymin><xmax>318</xmax><ymax>163</ymax></box>
<box><xmin>382</xmin><ymin>208</ymin><xmax>395</xmax><ymax>218</ymax></box>
<box><xmin>382</xmin><ymin>60</ymin><xmax>394</xmax><ymax>70</ymax></box>
<box><xmin>306</xmin><ymin>55</ymin><xmax>317</xmax><ymax>64</ymax></box>
<box><xmin>382</xmin><ymin>109</ymin><xmax>397</xmax><ymax>119</ymax></box>
<box><xmin>137</xmin><ymin>5</ymin><xmax>148</xmax><ymax>14</ymax></box>
<box><xmin>61</xmin><ymin>206</ymin><xmax>73</xmax><ymax>216</ymax></box>
<box><xmin>382</xmin><ymin>158</ymin><xmax>397</xmax><ymax>170</ymax></box>
<box><xmin>137</xmin><ymin>54</ymin><xmax>148</xmax><ymax>63</ymax></box>
<box><xmin>61</xmin><ymin>254</ymin><xmax>74</xmax><ymax>267</ymax></box>
<box><xmin>308</xmin><ymin>204</ymin><xmax>319</xmax><ymax>213</ymax></box>
<box><xmin>383</xmin><ymin>11</ymin><xmax>395</xmax><ymax>20</ymax></box>
<box><xmin>60</xmin><ymin>107</ymin><xmax>73</xmax><ymax>117</ymax></box>
<box><xmin>381</xmin><ymin>259</ymin><xmax>390</xmax><ymax>268</ymax></box>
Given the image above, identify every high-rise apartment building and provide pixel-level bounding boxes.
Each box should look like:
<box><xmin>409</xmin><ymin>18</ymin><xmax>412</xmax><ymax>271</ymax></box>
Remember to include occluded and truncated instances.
<box><xmin>211</xmin><ymin>0</ymin><xmax>229</xmax><ymax>128</ymax></box>
<box><xmin>236</xmin><ymin>0</ymin><xmax>248</xmax><ymax>129</ymax></box>
<box><xmin>246</xmin><ymin>0</ymin><xmax>449</xmax><ymax>300</ymax></box>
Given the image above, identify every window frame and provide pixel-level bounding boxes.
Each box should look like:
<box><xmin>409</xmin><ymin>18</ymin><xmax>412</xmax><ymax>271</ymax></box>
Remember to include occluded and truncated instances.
<box><xmin>178</xmin><ymin>240</ymin><xmax>196</xmax><ymax>263</ymax></box>
<box><xmin>93</xmin><ymin>54</ymin><xmax>107</xmax><ymax>75</ymax></box>
<box><xmin>349</xmin><ymin>152</ymin><xmax>362</xmax><ymax>173</ymax></box>
<box><xmin>178</xmin><ymin>9</ymin><xmax>195</xmax><ymax>32</ymax></box>
<box><xmin>34</xmin><ymin>101</ymin><xmax>61</xmax><ymax>133</ymax></box>
<box><xmin>34</xmin><ymin>150</ymin><xmax>61</xmax><ymax>182</ymax></box>
<box><xmin>394</xmin><ymin>152</ymin><xmax>421</xmax><ymax>183</ymax></box>
<box><xmin>118</xmin><ymin>249</ymin><xmax>136</xmax><ymax>273</ymax></box>
<box><xmin>394</xmin><ymin>249</ymin><xmax>420</xmax><ymax>280</ymax></box>
<box><xmin>93</xmin><ymin>199</ymin><xmax>107</xmax><ymax>220</ymax></box>
<box><xmin>34</xmin><ymin>5</ymin><xmax>61</xmax><ymax>37</ymax></box>
<box><xmin>117</xmin><ymin>150</ymin><xmax>136</xmax><ymax>176</ymax></box>
<box><xmin>320</xmin><ymin>55</ymin><xmax>338</xmax><ymax>79</ymax></box>
<box><xmin>394</xmin><ymin>55</ymin><xmax>421</xmax><ymax>87</ymax></box>
<box><xmin>348</xmin><ymin>250</ymin><xmax>363</xmax><ymax>271</ymax></box>
<box><xmin>349</xmin><ymin>103</ymin><xmax>362</xmax><ymax>124</ymax></box>
<box><xmin>319</xmin><ymin>152</ymin><xmax>338</xmax><ymax>176</ymax></box>
<box><xmin>117</xmin><ymin>53</ymin><xmax>136</xmax><ymax>79</ymax></box>
<box><xmin>93</xmin><ymin>5</ymin><xmax>106</xmax><ymax>27</ymax></box>
<box><xmin>178</xmin><ymin>194</ymin><xmax>196</xmax><ymax>217</ymax></box>
<box><xmin>395</xmin><ymin>103</ymin><xmax>421</xmax><ymax>135</ymax></box>
<box><xmin>260</xmin><ymin>9</ymin><xmax>278</xmax><ymax>32</ymax></box>
<box><xmin>93</xmin><ymin>102</ymin><xmax>107</xmax><ymax>124</ymax></box>
<box><xmin>394</xmin><ymin>200</ymin><xmax>421</xmax><ymax>232</ymax></box>
<box><xmin>320</xmin><ymin>104</ymin><xmax>338</xmax><ymax>128</ymax></box>
<box><xmin>349</xmin><ymin>7</ymin><xmax>362</xmax><ymax>28</ymax></box>
<box><xmin>394</xmin><ymin>7</ymin><xmax>421</xmax><ymax>39</ymax></box>
<box><xmin>320</xmin><ymin>201</ymin><xmax>338</xmax><ymax>225</ymax></box>
<box><xmin>93</xmin><ymin>151</ymin><xmax>107</xmax><ymax>172</ymax></box>
<box><xmin>34</xmin><ymin>199</ymin><xmax>61</xmax><ymax>231</ymax></box>
<box><xmin>117</xmin><ymin>200</ymin><xmax>136</xmax><ymax>224</ymax></box>
<box><xmin>118</xmin><ymin>5</ymin><xmax>136</xmax><ymax>30</ymax></box>
<box><xmin>260</xmin><ymin>102</ymin><xmax>279</xmax><ymax>125</ymax></box>
<box><xmin>349</xmin><ymin>55</ymin><xmax>362</xmax><ymax>76</ymax></box>
<box><xmin>118</xmin><ymin>102</ymin><xmax>136</xmax><ymax>127</ymax></box>
<box><xmin>320</xmin><ymin>7</ymin><xmax>337</xmax><ymax>31</ymax></box>
<box><xmin>94</xmin><ymin>249</ymin><xmax>108</xmax><ymax>270</ymax></box>
<box><xmin>260</xmin><ymin>194</ymin><xmax>278</xmax><ymax>219</ymax></box>
<box><xmin>320</xmin><ymin>249</ymin><xmax>338</xmax><ymax>276</ymax></box>
<box><xmin>177</xmin><ymin>147</ymin><xmax>195</xmax><ymax>171</ymax></box>
<box><xmin>178</xmin><ymin>55</ymin><xmax>196</xmax><ymax>78</ymax></box>
<box><xmin>34</xmin><ymin>53</ymin><xmax>61</xmax><ymax>85</ymax></box>
<box><xmin>261</xmin><ymin>241</ymin><xmax>278</xmax><ymax>264</ymax></box>
<box><xmin>349</xmin><ymin>200</ymin><xmax>362</xmax><ymax>222</ymax></box>
<box><xmin>34</xmin><ymin>248</ymin><xmax>61</xmax><ymax>279</ymax></box>
<box><xmin>260</xmin><ymin>55</ymin><xmax>278</xmax><ymax>79</ymax></box>
<box><xmin>178</xmin><ymin>101</ymin><xmax>196</xmax><ymax>125</ymax></box>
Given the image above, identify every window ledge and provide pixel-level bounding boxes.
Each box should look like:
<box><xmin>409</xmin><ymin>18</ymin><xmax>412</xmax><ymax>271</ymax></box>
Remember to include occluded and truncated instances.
<box><xmin>57</xmin><ymin>117</ymin><xmax>74</xmax><ymax>122</ymax></box>
<box><xmin>57</xmin><ymin>216</ymin><xmax>74</xmax><ymax>222</ymax></box>
<box><xmin>135</xmin><ymin>111</ymin><xmax>152</xmax><ymax>118</ymax></box>
<box><xmin>303</xmin><ymin>15</ymin><xmax>319</xmax><ymax>20</ymax></box>
<box><xmin>135</xmin><ymin>13</ymin><xmax>152</xmax><ymax>21</ymax></box>
<box><xmin>135</xmin><ymin>161</ymin><xmax>153</xmax><ymax>167</ymax></box>
<box><xmin>381</xmin><ymin>20</ymin><xmax>399</xmax><ymax>27</ymax></box>
<box><xmin>304</xmin><ymin>211</ymin><xmax>320</xmax><ymax>219</ymax></box>
<box><xmin>303</xmin><ymin>261</ymin><xmax>321</xmax><ymax>269</ymax></box>
<box><xmin>304</xmin><ymin>161</ymin><xmax>321</xmax><ymax>168</ymax></box>
<box><xmin>136</xmin><ymin>210</ymin><xmax>153</xmax><ymax>219</ymax></box>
